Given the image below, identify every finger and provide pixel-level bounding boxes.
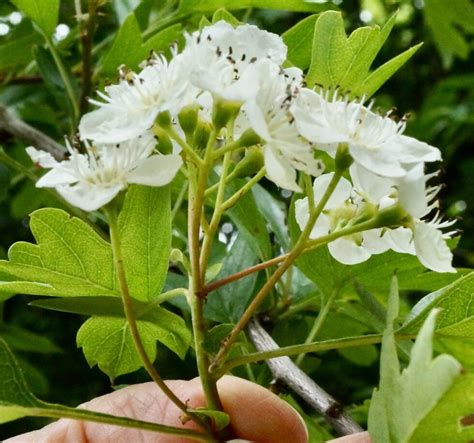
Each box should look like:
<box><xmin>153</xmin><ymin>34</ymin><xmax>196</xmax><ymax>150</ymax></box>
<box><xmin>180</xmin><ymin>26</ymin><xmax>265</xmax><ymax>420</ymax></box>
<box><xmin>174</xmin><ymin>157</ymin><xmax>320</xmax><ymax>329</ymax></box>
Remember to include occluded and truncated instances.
<box><xmin>4</xmin><ymin>376</ymin><xmax>308</xmax><ymax>443</ymax></box>
<box><xmin>328</xmin><ymin>432</ymin><xmax>371</xmax><ymax>443</ymax></box>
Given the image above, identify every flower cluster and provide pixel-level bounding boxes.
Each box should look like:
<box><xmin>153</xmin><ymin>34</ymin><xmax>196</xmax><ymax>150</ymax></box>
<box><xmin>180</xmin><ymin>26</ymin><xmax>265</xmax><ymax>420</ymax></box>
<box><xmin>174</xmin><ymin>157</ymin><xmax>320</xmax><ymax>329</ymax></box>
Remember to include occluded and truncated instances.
<box><xmin>27</xmin><ymin>20</ymin><xmax>455</xmax><ymax>272</ymax></box>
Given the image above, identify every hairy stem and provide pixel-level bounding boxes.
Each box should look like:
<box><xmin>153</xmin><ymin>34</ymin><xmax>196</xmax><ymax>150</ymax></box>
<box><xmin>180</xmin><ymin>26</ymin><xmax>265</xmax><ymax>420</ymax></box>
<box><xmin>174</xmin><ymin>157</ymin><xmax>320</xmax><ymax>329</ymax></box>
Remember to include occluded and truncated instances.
<box><xmin>187</xmin><ymin>132</ymin><xmax>225</xmax><ymax>414</ymax></box>
<box><xmin>106</xmin><ymin>205</ymin><xmax>210</xmax><ymax>433</ymax></box>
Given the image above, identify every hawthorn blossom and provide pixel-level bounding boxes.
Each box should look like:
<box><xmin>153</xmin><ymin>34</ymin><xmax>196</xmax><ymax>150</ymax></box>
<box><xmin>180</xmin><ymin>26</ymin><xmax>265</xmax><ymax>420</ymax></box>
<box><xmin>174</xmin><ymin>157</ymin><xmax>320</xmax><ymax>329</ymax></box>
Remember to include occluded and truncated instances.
<box><xmin>291</xmin><ymin>89</ymin><xmax>441</xmax><ymax>178</ymax></box>
<box><xmin>295</xmin><ymin>173</ymin><xmax>374</xmax><ymax>264</ymax></box>
<box><xmin>236</xmin><ymin>61</ymin><xmax>323</xmax><ymax>191</ymax></box>
<box><xmin>180</xmin><ymin>20</ymin><xmax>287</xmax><ymax>103</ymax></box>
<box><xmin>79</xmin><ymin>54</ymin><xmax>192</xmax><ymax>144</ymax></box>
<box><xmin>27</xmin><ymin>132</ymin><xmax>182</xmax><ymax>212</ymax></box>
<box><xmin>349</xmin><ymin>163</ymin><xmax>456</xmax><ymax>273</ymax></box>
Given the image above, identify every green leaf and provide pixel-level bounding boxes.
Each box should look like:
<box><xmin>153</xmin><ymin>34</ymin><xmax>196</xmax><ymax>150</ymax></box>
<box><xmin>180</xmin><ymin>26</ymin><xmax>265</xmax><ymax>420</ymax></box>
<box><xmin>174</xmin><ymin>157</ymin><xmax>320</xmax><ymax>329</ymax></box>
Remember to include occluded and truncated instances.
<box><xmin>77</xmin><ymin>307</ymin><xmax>191</xmax><ymax>379</ymax></box>
<box><xmin>306</xmin><ymin>11</ymin><xmax>420</xmax><ymax>97</ymax></box>
<box><xmin>102</xmin><ymin>13</ymin><xmax>182</xmax><ymax>75</ymax></box>
<box><xmin>368</xmin><ymin>277</ymin><xmax>462</xmax><ymax>442</ymax></box>
<box><xmin>178</xmin><ymin>0</ymin><xmax>333</xmax><ymax>14</ymax></box>
<box><xmin>252</xmin><ymin>184</ymin><xmax>290</xmax><ymax>250</ymax></box>
<box><xmin>358</xmin><ymin>43</ymin><xmax>423</xmax><ymax>98</ymax></box>
<box><xmin>204</xmin><ymin>235</ymin><xmax>258</xmax><ymax>323</ymax></box>
<box><xmin>0</xmin><ymin>208</ymin><xmax>118</xmax><ymax>297</ymax></box>
<box><xmin>0</xmin><ymin>34</ymin><xmax>37</xmax><ymax>70</ymax></box>
<box><xmin>227</xmin><ymin>180</ymin><xmax>272</xmax><ymax>261</ymax></box>
<box><xmin>424</xmin><ymin>0</ymin><xmax>474</xmax><ymax>63</ymax></box>
<box><xmin>282</xmin><ymin>14</ymin><xmax>319</xmax><ymax>70</ymax></box>
<box><xmin>118</xmin><ymin>185</ymin><xmax>172</xmax><ymax>301</ymax></box>
<box><xmin>0</xmin><ymin>324</ymin><xmax>61</xmax><ymax>354</ymax></box>
<box><xmin>212</xmin><ymin>8</ymin><xmax>240</xmax><ymax>26</ymax></box>
<box><xmin>10</xmin><ymin>0</ymin><xmax>59</xmax><ymax>37</ymax></box>
<box><xmin>410</xmin><ymin>372</ymin><xmax>474</xmax><ymax>442</ymax></box>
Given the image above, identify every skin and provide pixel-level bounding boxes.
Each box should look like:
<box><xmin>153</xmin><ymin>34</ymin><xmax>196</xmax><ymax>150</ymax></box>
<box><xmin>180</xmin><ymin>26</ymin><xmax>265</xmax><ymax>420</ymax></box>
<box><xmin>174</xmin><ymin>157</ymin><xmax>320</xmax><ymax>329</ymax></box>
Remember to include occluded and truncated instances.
<box><xmin>5</xmin><ymin>376</ymin><xmax>371</xmax><ymax>443</ymax></box>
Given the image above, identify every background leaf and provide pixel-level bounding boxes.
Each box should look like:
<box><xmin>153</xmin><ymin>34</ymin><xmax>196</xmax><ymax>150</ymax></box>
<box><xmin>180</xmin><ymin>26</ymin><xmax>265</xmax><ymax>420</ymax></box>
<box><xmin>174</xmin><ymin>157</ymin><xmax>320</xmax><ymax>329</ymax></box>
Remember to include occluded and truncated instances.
<box><xmin>9</xmin><ymin>0</ymin><xmax>59</xmax><ymax>37</ymax></box>
<box><xmin>118</xmin><ymin>185</ymin><xmax>172</xmax><ymax>301</ymax></box>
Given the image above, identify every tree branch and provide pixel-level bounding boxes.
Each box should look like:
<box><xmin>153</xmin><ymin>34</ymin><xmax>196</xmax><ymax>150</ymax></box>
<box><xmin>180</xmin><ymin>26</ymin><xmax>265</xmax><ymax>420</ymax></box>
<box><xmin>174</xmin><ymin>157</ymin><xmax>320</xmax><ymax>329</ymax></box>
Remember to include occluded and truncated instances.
<box><xmin>247</xmin><ymin>317</ymin><xmax>364</xmax><ymax>437</ymax></box>
<box><xmin>0</xmin><ymin>104</ymin><xmax>65</xmax><ymax>160</ymax></box>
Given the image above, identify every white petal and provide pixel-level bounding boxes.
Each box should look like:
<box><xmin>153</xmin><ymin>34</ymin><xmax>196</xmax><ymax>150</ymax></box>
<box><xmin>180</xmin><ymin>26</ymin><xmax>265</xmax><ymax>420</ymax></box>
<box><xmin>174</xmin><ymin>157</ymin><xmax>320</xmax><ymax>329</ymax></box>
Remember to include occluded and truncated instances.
<box><xmin>362</xmin><ymin>229</ymin><xmax>391</xmax><ymax>255</ymax></box>
<box><xmin>312</xmin><ymin>173</ymin><xmax>352</xmax><ymax>209</ymax></box>
<box><xmin>56</xmin><ymin>183</ymin><xmax>123</xmax><ymax>212</ymax></box>
<box><xmin>242</xmin><ymin>99</ymin><xmax>271</xmax><ymax>141</ymax></box>
<box><xmin>349</xmin><ymin>143</ymin><xmax>406</xmax><ymax>178</ymax></box>
<box><xmin>128</xmin><ymin>154</ymin><xmax>183</xmax><ymax>186</ymax></box>
<box><xmin>264</xmin><ymin>147</ymin><xmax>301</xmax><ymax>192</ymax></box>
<box><xmin>385</xmin><ymin>227</ymin><xmax>416</xmax><ymax>254</ymax></box>
<box><xmin>36</xmin><ymin>167</ymin><xmax>78</xmax><ymax>187</ymax></box>
<box><xmin>396</xmin><ymin>163</ymin><xmax>428</xmax><ymax>218</ymax></box>
<box><xmin>26</xmin><ymin>147</ymin><xmax>59</xmax><ymax>168</ymax></box>
<box><xmin>328</xmin><ymin>238</ymin><xmax>372</xmax><ymax>265</ymax></box>
<box><xmin>397</xmin><ymin>135</ymin><xmax>442</xmax><ymax>164</ymax></box>
<box><xmin>294</xmin><ymin>198</ymin><xmax>330</xmax><ymax>238</ymax></box>
<box><xmin>349</xmin><ymin>163</ymin><xmax>395</xmax><ymax>203</ymax></box>
<box><xmin>413</xmin><ymin>223</ymin><xmax>455</xmax><ymax>273</ymax></box>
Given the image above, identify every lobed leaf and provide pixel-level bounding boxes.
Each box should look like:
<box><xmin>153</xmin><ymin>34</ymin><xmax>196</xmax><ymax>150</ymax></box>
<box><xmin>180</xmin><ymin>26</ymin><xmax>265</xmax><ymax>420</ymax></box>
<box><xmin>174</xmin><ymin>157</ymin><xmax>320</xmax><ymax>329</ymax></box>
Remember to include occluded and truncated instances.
<box><xmin>368</xmin><ymin>278</ymin><xmax>462</xmax><ymax>442</ymax></box>
<box><xmin>0</xmin><ymin>208</ymin><xmax>118</xmax><ymax>298</ymax></box>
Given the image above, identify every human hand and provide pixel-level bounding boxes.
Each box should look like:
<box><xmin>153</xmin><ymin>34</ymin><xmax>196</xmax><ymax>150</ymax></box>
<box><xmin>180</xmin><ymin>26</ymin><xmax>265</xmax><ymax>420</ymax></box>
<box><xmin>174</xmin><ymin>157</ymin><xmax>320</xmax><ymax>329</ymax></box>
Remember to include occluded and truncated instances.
<box><xmin>5</xmin><ymin>376</ymin><xmax>369</xmax><ymax>443</ymax></box>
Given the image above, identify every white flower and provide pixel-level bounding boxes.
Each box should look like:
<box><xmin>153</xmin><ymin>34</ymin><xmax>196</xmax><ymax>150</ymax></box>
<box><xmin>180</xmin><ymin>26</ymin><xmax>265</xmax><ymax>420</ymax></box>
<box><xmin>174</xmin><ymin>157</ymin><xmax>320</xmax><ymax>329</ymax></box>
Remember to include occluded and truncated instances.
<box><xmin>350</xmin><ymin>163</ymin><xmax>456</xmax><ymax>273</ymax></box>
<box><xmin>291</xmin><ymin>89</ymin><xmax>441</xmax><ymax>178</ymax></box>
<box><xmin>79</xmin><ymin>54</ymin><xmax>191</xmax><ymax>144</ymax></box>
<box><xmin>180</xmin><ymin>20</ymin><xmax>287</xmax><ymax>103</ymax></box>
<box><xmin>236</xmin><ymin>61</ymin><xmax>323</xmax><ymax>191</ymax></box>
<box><xmin>295</xmin><ymin>173</ymin><xmax>373</xmax><ymax>264</ymax></box>
<box><xmin>27</xmin><ymin>132</ymin><xmax>182</xmax><ymax>211</ymax></box>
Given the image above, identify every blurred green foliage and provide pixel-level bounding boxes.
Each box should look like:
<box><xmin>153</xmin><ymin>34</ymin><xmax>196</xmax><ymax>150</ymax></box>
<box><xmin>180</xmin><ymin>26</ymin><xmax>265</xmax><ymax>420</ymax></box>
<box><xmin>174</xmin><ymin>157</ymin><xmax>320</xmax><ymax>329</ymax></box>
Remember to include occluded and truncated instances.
<box><xmin>0</xmin><ymin>0</ymin><xmax>473</xmax><ymax>440</ymax></box>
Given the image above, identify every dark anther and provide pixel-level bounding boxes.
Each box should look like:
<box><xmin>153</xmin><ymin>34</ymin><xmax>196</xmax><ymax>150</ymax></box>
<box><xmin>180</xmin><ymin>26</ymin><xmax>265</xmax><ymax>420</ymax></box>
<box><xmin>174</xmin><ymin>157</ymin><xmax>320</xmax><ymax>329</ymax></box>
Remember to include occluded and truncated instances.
<box><xmin>250</xmin><ymin>57</ymin><xmax>257</xmax><ymax>63</ymax></box>
<box><xmin>207</xmin><ymin>34</ymin><xmax>212</xmax><ymax>41</ymax></box>
<box><xmin>216</xmin><ymin>46</ymin><xmax>222</xmax><ymax>56</ymax></box>
<box><xmin>226</xmin><ymin>56</ymin><xmax>236</xmax><ymax>64</ymax></box>
<box><xmin>241</xmin><ymin>53</ymin><xmax>246</xmax><ymax>61</ymax></box>
<box><xmin>228</xmin><ymin>46</ymin><xmax>233</xmax><ymax>55</ymax></box>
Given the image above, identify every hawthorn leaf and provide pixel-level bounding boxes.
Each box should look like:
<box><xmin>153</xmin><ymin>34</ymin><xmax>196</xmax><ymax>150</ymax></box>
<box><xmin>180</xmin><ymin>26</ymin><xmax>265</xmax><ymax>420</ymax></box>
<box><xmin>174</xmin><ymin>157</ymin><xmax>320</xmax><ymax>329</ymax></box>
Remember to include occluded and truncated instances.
<box><xmin>10</xmin><ymin>0</ymin><xmax>59</xmax><ymax>37</ymax></box>
<box><xmin>0</xmin><ymin>208</ymin><xmax>118</xmax><ymax>297</ymax></box>
<box><xmin>367</xmin><ymin>277</ymin><xmax>462</xmax><ymax>442</ymax></box>
<box><xmin>211</xmin><ymin>8</ymin><xmax>240</xmax><ymax>26</ymax></box>
<box><xmin>101</xmin><ymin>13</ymin><xmax>182</xmax><ymax>74</ymax></box>
<box><xmin>306</xmin><ymin>11</ymin><xmax>420</xmax><ymax>98</ymax></box>
<box><xmin>410</xmin><ymin>372</ymin><xmax>474</xmax><ymax>442</ymax></box>
<box><xmin>282</xmin><ymin>14</ymin><xmax>319</xmax><ymax>69</ymax></box>
<box><xmin>118</xmin><ymin>185</ymin><xmax>172</xmax><ymax>301</ymax></box>
<box><xmin>77</xmin><ymin>307</ymin><xmax>191</xmax><ymax>380</ymax></box>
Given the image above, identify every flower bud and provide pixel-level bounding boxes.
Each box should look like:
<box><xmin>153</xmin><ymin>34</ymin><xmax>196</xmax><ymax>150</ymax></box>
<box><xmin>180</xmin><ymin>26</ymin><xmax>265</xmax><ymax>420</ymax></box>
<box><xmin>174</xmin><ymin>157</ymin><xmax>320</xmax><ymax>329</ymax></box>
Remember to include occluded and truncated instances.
<box><xmin>152</xmin><ymin>126</ymin><xmax>173</xmax><ymax>154</ymax></box>
<box><xmin>193</xmin><ymin>121</ymin><xmax>212</xmax><ymax>151</ymax></box>
<box><xmin>376</xmin><ymin>204</ymin><xmax>408</xmax><ymax>228</ymax></box>
<box><xmin>236</xmin><ymin>129</ymin><xmax>262</xmax><ymax>148</ymax></box>
<box><xmin>156</xmin><ymin>111</ymin><xmax>172</xmax><ymax>128</ymax></box>
<box><xmin>232</xmin><ymin>147</ymin><xmax>264</xmax><ymax>178</ymax></box>
<box><xmin>212</xmin><ymin>100</ymin><xmax>241</xmax><ymax>130</ymax></box>
<box><xmin>178</xmin><ymin>104</ymin><xmax>200</xmax><ymax>136</ymax></box>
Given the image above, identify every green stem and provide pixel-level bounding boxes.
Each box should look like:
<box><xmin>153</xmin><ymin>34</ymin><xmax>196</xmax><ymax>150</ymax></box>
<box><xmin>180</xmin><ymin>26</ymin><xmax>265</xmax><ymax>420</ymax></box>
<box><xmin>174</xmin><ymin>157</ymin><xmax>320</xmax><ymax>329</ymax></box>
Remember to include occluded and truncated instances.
<box><xmin>187</xmin><ymin>132</ymin><xmax>225</xmax><ymax>415</ymax></box>
<box><xmin>166</xmin><ymin>126</ymin><xmax>204</xmax><ymax>166</ymax></box>
<box><xmin>171</xmin><ymin>179</ymin><xmax>188</xmax><ymax>221</ymax></box>
<box><xmin>212</xmin><ymin>139</ymin><xmax>243</xmax><ymax>158</ymax></box>
<box><xmin>220</xmin><ymin>167</ymin><xmax>266</xmax><ymax>211</ymax></box>
<box><xmin>295</xmin><ymin>286</ymin><xmax>340</xmax><ymax>366</ymax></box>
<box><xmin>105</xmin><ymin>204</ymin><xmax>210</xmax><ymax>434</ymax></box>
<box><xmin>33</xmin><ymin>406</ymin><xmax>213</xmax><ymax>441</ymax></box>
<box><xmin>209</xmin><ymin>169</ymin><xmax>345</xmax><ymax>373</ymax></box>
<box><xmin>42</xmin><ymin>33</ymin><xmax>79</xmax><ymax>125</ymax></box>
<box><xmin>216</xmin><ymin>333</ymin><xmax>415</xmax><ymax>377</ymax></box>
